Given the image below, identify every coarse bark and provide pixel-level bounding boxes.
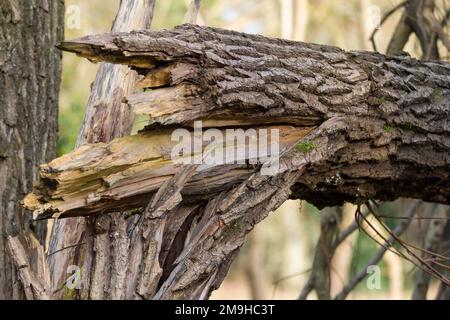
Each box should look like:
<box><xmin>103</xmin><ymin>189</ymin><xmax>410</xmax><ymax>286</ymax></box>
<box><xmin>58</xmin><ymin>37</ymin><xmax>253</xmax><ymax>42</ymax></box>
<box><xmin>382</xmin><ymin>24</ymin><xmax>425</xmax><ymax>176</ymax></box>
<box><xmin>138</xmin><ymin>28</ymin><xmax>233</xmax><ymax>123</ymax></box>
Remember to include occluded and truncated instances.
<box><xmin>25</xmin><ymin>24</ymin><xmax>450</xmax><ymax>299</ymax></box>
<box><xmin>47</xmin><ymin>0</ymin><xmax>157</xmax><ymax>300</ymax></box>
<box><xmin>0</xmin><ymin>0</ymin><xmax>64</xmax><ymax>299</ymax></box>
<box><xmin>335</xmin><ymin>200</ymin><xmax>422</xmax><ymax>300</ymax></box>
<box><xmin>412</xmin><ymin>205</ymin><xmax>449</xmax><ymax>299</ymax></box>
<box><xmin>54</xmin><ymin>24</ymin><xmax>449</xmax><ymax>208</ymax></box>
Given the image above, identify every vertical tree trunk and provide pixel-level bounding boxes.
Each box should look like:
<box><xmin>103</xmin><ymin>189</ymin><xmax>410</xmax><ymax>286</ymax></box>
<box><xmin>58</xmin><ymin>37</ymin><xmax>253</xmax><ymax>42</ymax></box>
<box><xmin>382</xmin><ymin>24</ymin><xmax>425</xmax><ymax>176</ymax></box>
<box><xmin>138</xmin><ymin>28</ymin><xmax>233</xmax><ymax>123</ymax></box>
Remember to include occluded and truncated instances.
<box><xmin>293</xmin><ymin>0</ymin><xmax>308</xmax><ymax>41</ymax></box>
<box><xmin>245</xmin><ymin>227</ymin><xmax>269</xmax><ymax>300</ymax></box>
<box><xmin>47</xmin><ymin>0</ymin><xmax>156</xmax><ymax>299</ymax></box>
<box><xmin>0</xmin><ymin>0</ymin><xmax>64</xmax><ymax>299</ymax></box>
<box><xmin>330</xmin><ymin>204</ymin><xmax>358</xmax><ymax>297</ymax></box>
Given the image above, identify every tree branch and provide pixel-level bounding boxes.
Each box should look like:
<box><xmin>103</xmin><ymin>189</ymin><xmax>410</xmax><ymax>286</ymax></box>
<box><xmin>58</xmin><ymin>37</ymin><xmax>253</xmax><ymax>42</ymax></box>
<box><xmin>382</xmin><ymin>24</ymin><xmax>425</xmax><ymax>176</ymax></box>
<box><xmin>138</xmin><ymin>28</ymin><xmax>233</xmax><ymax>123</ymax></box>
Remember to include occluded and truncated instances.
<box><xmin>334</xmin><ymin>200</ymin><xmax>421</xmax><ymax>300</ymax></box>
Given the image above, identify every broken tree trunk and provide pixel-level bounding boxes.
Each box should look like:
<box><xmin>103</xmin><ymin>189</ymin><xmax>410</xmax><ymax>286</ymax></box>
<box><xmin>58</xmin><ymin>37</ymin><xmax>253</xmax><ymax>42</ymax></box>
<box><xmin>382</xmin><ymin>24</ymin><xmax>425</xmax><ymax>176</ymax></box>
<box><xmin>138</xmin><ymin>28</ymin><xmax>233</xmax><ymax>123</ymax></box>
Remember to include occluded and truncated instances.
<box><xmin>27</xmin><ymin>24</ymin><xmax>450</xmax><ymax>299</ymax></box>
<box><xmin>46</xmin><ymin>24</ymin><xmax>450</xmax><ymax>208</ymax></box>
<box><xmin>46</xmin><ymin>0</ymin><xmax>156</xmax><ymax>299</ymax></box>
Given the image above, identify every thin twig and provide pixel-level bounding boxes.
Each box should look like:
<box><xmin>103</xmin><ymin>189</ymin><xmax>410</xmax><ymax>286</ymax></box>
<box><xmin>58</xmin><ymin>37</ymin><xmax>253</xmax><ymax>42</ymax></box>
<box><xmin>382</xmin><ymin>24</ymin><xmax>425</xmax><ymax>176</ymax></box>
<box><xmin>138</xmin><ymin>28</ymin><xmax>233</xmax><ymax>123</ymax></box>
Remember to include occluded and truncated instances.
<box><xmin>334</xmin><ymin>200</ymin><xmax>420</xmax><ymax>300</ymax></box>
<box><xmin>272</xmin><ymin>268</ymin><xmax>311</xmax><ymax>299</ymax></box>
<box><xmin>376</xmin><ymin>215</ymin><xmax>450</xmax><ymax>220</ymax></box>
<box><xmin>47</xmin><ymin>242</ymin><xmax>86</xmax><ymax>257</ymax></box>
<box><xmin>365</xmin><ymin>203</ymin><xmax>450</xmax><ymax>284</ymax></box>
<box><xmin>366</xmin><ymin>202</ymin><xmax>450</xmax><ymax>285</ymax></box>
<box><xmin>333</xmin><ymin>206</ymin><xmax>369</xmax><ymax>249</ymax></box>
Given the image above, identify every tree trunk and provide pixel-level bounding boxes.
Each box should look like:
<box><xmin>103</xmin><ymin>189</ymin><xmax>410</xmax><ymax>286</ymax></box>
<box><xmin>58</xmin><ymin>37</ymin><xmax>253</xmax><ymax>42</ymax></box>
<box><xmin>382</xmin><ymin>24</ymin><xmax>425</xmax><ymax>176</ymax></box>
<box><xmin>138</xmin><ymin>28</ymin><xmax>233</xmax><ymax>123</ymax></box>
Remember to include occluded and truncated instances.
<box><xmin>51</xmin><ymin>24</ymin><xmax>450</xmax><ymax>208</ymax></box>
<box><xmin>0</xmin><ymin>0</ymin><xmax>64</xmax><ymax>299</ymax></box>
<box><xmin>412</xmin><ymin>205</ymin><xmax>449</xmax><ymax>299</ymax></box>
<box><xmin>46</xmin><ymin>0</ymin><xmax>156</xmax><ymax>300</ymax></box>
<box><xmin>23</xmin><ymin>24</ymin><xmax>450</xmax><ymax>299</ymax></box>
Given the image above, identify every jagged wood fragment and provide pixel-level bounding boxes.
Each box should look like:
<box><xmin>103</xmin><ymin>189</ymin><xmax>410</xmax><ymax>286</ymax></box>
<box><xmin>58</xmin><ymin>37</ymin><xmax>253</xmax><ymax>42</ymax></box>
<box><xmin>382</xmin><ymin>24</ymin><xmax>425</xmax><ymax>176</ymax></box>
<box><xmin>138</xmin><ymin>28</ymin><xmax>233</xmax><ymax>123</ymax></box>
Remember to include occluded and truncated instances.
<box><xmin>23</xmin><ymin>24</ymin><xmax>450</xmax><ymax>299</ymax></box>
<box><xmin>25</xmin><ymin>126</ymin><xmax>310</xmax><ymax>219</ymax></box>
<box><xmin>45</xmin><ymin>0</ymin><xmax>157</xmax><ymax>300</ymax></box>
<box><xmin>57</xmin><ymin>24</ymin><xmax>450</xmax><ymax>208</ymax></box>
<box><xmin>6</xmin><ymin>234</ymin><xmax>51</xmax><ymax>300</ymax></box>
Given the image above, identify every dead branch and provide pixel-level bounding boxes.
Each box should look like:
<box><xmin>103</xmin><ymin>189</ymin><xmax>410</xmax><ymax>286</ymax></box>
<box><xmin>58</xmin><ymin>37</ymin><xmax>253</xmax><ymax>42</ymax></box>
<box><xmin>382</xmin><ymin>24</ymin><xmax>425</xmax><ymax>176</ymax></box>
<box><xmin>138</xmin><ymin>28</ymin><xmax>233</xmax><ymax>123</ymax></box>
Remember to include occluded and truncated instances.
<box><xmin>334</xmin><ymin>200</ymin><xmax>421</xmax><ymax>300</ymax></box>
<box><xmin>23</xmin><ymin>24</ymin><xmax>450</xmax><ymax>299</ymax></box>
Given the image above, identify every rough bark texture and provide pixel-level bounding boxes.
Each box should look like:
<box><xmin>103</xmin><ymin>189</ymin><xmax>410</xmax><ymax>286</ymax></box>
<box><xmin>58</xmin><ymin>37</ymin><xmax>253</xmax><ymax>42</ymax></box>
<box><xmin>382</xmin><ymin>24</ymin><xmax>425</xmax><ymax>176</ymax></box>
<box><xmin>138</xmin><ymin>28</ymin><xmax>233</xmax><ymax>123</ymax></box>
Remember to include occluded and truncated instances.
<box><xmin>0</xmin><ymin>0</ymin><xmax>64</xmax><ymax>299</ymax></box>
<box><xmin>56</xmin><ymin>24</ymin><xmax>449</xmax><ymax>207</ymax></box>
<box><xmin>24</xmin><ymin>24</ymin><xmax>450</xmax><ymax>299</ymax></box>
<box><xmin>46</xmin><ymin>0</ymin><xmax>156</xmax><ymax>300</ymax></box>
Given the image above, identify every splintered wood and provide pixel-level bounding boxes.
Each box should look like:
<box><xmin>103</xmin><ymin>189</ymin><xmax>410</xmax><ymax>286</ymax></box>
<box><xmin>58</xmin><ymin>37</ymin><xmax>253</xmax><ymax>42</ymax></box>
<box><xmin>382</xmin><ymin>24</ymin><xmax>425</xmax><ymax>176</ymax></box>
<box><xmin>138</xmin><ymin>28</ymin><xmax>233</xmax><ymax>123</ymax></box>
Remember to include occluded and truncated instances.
<box><xmin>25</xmin><ymin>126</ymin><xmax>312</xmax><ymax>219</ymax></box>
<box><xmin>25</xmin><ymin>24</ymin><xmax>450</xmax><ymax>221</ymax></box>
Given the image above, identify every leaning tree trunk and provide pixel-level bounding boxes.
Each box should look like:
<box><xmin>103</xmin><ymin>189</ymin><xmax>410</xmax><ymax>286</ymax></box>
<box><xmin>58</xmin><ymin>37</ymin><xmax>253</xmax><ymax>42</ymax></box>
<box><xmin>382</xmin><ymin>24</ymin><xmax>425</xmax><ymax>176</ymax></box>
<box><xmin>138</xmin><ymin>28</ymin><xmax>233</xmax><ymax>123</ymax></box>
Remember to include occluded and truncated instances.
<box><xmin>0</xmin><ymin>0</ymin><xmax>64</xmax><ymax>299</ymax></box>
<box><xmin>23</xmin><ymin>24</ymin><xmax>450</xmax><ymax>299</ymax></box>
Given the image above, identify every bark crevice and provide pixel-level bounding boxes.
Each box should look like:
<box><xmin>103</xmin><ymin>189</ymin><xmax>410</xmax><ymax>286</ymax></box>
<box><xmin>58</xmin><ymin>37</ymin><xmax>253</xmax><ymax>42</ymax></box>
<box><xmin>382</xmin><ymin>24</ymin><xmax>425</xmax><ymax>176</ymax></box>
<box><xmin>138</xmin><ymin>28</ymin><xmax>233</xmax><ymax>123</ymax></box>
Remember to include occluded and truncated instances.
<box><xmin>21</xmin><ymin>24</ymin><xmax>450</xmax><ymax>299</ymax></box>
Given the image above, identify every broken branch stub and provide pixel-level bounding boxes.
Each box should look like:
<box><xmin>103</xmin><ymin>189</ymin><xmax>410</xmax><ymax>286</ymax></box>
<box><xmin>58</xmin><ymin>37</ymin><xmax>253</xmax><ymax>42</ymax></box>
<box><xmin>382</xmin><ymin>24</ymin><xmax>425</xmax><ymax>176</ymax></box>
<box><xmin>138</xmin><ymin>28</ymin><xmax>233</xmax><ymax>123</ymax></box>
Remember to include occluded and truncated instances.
<box><xmin>25</xmin><ymin>125</ymin><xmax>309</xmax><ymax>219</ymax></box>
<box><xmin>28</xmin><ymin>24</ymin><xmax>450</xmax><ymax>220</ymax></box>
